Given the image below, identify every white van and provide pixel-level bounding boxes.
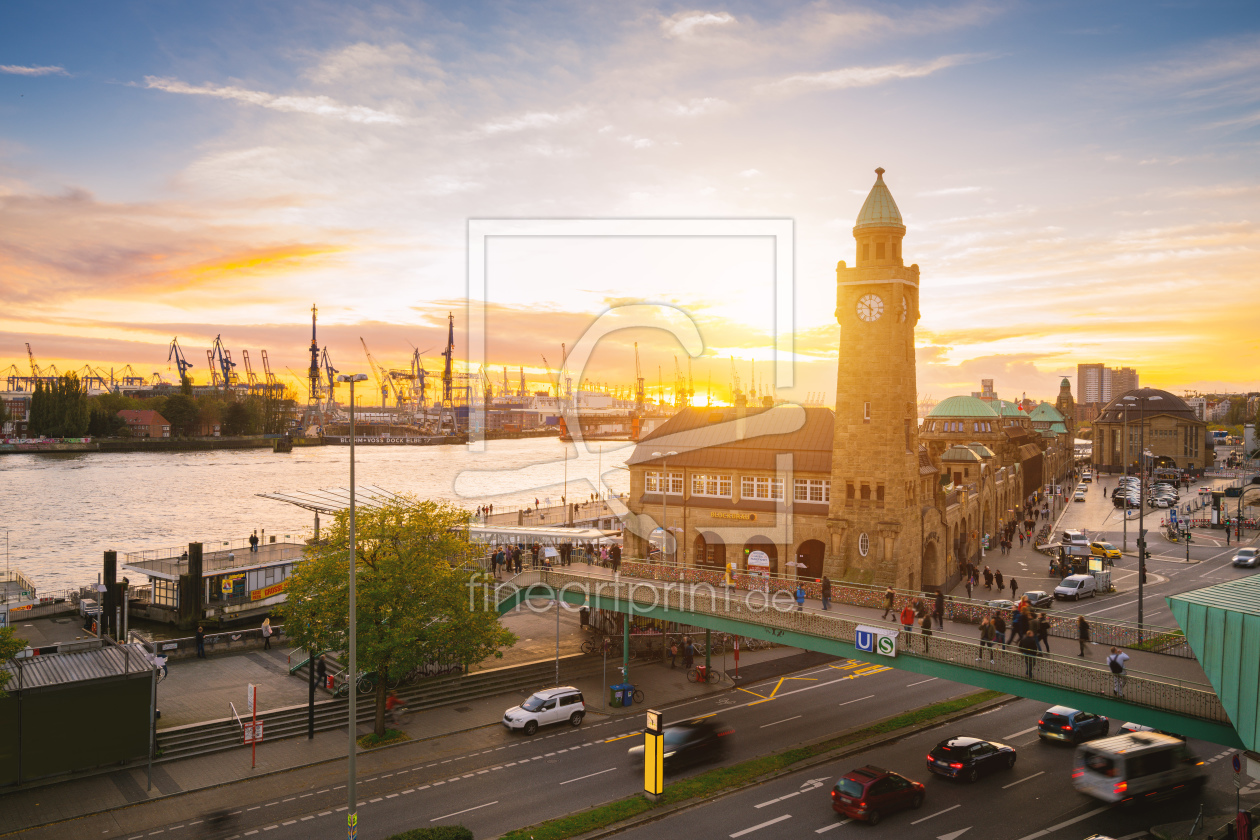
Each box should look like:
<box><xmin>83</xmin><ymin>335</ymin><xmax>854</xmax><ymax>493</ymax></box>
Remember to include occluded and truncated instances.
<box><xmin>1062</xmin><ymin>530</ymin><xmax>1089</xmax><ymax>546</ymax></box>
<box><xmin>502</xmin><ymin>686</ymin><xmax>585</xmax><ymax>735</ymax></box>
<box><xmin>1055</xmin><ymin>574</ymin><xmax>1097</xmax><ymax>600</ymax></box>
<box><xmin>1073</xmin><ymin>732</ymin><xmax>1205</xmax><ymax>805</ymax></box>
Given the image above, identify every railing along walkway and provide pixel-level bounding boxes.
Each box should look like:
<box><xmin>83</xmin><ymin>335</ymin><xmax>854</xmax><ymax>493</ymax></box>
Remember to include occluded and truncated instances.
<box><xmin>497</xmin><ymin>568</ymin><xmax>1230</xmax><ymax>729</ymax></box>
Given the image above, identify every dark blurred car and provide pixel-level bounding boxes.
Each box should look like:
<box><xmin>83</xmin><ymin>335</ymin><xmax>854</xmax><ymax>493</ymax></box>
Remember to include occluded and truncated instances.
<box><xmin>626</xmin><ymin>718</ymin><xmax>732</xmax><ymax>770</ymax></box>
<box><xmin>1038</xmin><ymin>705</ymin><xmax>1109</xmax><ymax>744</ymax></box>
<box><xmin>925</xmin><ymin>736</ymin><xmax>1017</xmax><ymax>782</ymax></box>
<box><xmin>1022</xmin><ymin>590</ymin><xmax>1053</xmax><ymax>608</ymax></box>
<box><xmin>830</xmin><ymin>765</ymin><xmax>924</xmax><ymax>825</ymax></box>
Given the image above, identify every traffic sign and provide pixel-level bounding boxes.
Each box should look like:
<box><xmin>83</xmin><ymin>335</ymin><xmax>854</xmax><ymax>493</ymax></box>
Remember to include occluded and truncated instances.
<box><xmin>246</xmin><ymin>684</ymin><xmax>256</xmax><ymax>714</ymax></box>
<box><xmin>1234</xmin><ymin>753</ymin><xmax>1242</xmax><ymax>773</ymax></box>
<box><xmin>243</xmin><ymin>721</ymin><xmax>265</xmax><ymax>743</ymax></box>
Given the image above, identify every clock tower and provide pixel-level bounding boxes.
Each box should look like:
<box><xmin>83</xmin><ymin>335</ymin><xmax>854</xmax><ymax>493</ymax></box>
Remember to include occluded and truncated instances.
<box><xmin>826</xmin><ymin>168</ymin><xmax>930</xmax><ymax>589</ymax></box>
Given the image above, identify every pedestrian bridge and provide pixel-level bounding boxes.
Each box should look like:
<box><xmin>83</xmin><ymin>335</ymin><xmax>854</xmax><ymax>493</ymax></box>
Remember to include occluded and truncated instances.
<box><xmin>494</xmin><ymin>569</ymin><xmax>1242</xmax><ymax>748</ymax></box>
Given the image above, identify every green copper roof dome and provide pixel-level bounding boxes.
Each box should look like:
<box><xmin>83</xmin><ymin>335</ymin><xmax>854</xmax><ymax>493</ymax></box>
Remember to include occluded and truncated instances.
<box><xmin>941</xmin><ymin>445</ymin><xmax>982</xmax><ymax>463</ymax></box>
<box><xmin>854</xmin><ymin>168</ymin><xmax>905</xmax><ymax>231</ymax></box>
<box><xmin>927</xmin><ymin>395</ymin><xmax>1000</xmax><ymax>418</ymax></box>
<box><xmin>994</xmin><ymin>399</ymin><xmax>1027</xmax><ymax>418</ymax></box>
<box><xmin>1028</xmin><ymin>402</ymin><xmax>1064</xmax><ymax>422</ymax></box>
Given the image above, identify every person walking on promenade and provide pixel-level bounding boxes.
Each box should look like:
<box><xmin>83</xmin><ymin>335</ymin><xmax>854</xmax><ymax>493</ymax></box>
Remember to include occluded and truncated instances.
<box><xmin>965</xmin><ymin>576</ymin><xmax>973</xmax><ymax>600</ymax></box>
<box><xmin>1034</xmin><ymin>611</ymin><xmax>1049</xmax><ymax>654</ymax></box>
<box><xmin>900</xmin><ymin>603</ymin><xmax>916</xmax><ymax>633</ymax></box>
<box><xmin>1018</xmin><ymin>531</ymin><xmax>1025</xmax><ymax>548</ymax></box>
<box><xmin>1018</xmin><ymin>631</ymin><xmax>1039</xmax><ymax>677</ymax></box>
<box><xmin>978</xmin><ymin>618</ymin><xmax>995</xmax><ymax>662</ymax></box>
<box><xmin>514</xmin><ymin>546</ymin><xmax>523</xmax><ymax>574</ymax></box>
<box><xmin>195</xmin><ymin>625</ymin><xmax>207</xmax><ymax>658</ymax></box>
<box><xmin>249</xmin><ymin>530</ymin><xmax>259</xmax><ymax>554</ymax></box>
<box><xmin>683</xmin><ymin>637</ymin><xmax>695</xmax><ymax>670</ymax></box>
<box><xmin>933</xmin><ymin>589</ymin><xmax>945</xmax><ymax>629</ymax></box>
<box><xmin>315</xmin><ymin>654</ymin><xmax>327</xmax><ymax>689</ymax></box>
<box><xmin>920</xmin><ymin>611</ymin><xmax>933</xmax><ymax>653</ymax></box>
<box><xmin>993</xmin><ymin>612</ymin><xmax>1007</xmax><ymax>650</ymax></box>
<box><xmin>821</xmin><ymin>576</ymin><xmax>832</xmax><ymax>611</ymax></box>
<box><xmin>261</xmin><ymin>617</ymin><xmax>273</xmax><ymax>650</ymax></box>
<box><xmin>1009</xmin><ymin>578</ymin><xmax>1019</xmax><ymax>602</ymax></box>
<box><xmin>1077</xmin><ymin>615</ymin><xmax>1090</xmax><ymax>657</ymax></box>
<box><xmin>1107</xmin><ymin>647</ymin><xmax>1130</xmax><ymax>696</ymax></box>
<box><xmin>994</xmin><ymin>569</ymin><xmax>1004</xmax><ymax>592</ymax></box>
<box><xmin>882</xmin><ymin>586</ymin><xmax>897</xmax><ymax>620</ymax></box>
<box><xmin>1009</xmin><ymin>607</ymin><xmax>1027</xmax><ymax>646</ymax></box>
<box><xmin>794</xmin><ymin>584</ymin><xmax>805</xmax><ymax>612</ymax></box>
<box><xmin>984</xmin><ymin>567</ymin><xmax>993</xmax><ymax>589</ymax></box>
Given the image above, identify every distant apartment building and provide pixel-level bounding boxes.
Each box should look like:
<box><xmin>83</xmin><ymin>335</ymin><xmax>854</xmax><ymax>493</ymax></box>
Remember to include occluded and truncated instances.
<box><xmin>118</xmin><ymin>410</ymin><xmax>171</xmax><ymax>438</ymax></box>
<box><xmin>1077</xmin><ymin>364</ymin><xmax>1139</xmax><ymax>422</ymax></box>
<box><xmin>1</xmin><ymin>392</ymin><xmax>31</xmax><ymax>436</ymax></box>
<box><xmin>1186</xmin><ymin>396</ymin><xmax>1206</xmax><ymax>421</ymax></box>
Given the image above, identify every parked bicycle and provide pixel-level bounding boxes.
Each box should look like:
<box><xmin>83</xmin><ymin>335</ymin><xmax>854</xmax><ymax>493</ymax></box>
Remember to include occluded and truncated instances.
<box><xmin>687</xmin><ymin>665</ymin><xmax>720</xmax><ymax>684</ymax></box>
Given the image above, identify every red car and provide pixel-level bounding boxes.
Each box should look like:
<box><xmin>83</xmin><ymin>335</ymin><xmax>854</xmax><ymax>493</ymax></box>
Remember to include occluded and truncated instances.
<box><xmin>830</xmin><ymin>765</ymin><xmax>925</xmax><ymax>825</ymax></box>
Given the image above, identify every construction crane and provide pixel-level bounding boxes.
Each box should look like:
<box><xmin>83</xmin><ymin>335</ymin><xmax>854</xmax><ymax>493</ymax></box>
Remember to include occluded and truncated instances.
<box><xmin>540</xmin><ymin>354</ymin><xmax>553</xmax><ymax>397</ymax></box>
<box><xmin>168</xmin><ymin>338</ymin><xmax>194</xmax><ymax>386</ymax></box>
<box><xmin>209</xmin><ymin>335</ymin><xmax>237</xmax><ymax>391</ymax></box>
<box><xmin>241</xmin><ymin>350</ymin><xmax>259</xmax><ymax>388</ymax></box>
<box><xmin>502</xmin><ymin>366</ymin><xmax>509</xmax><ymax>400</ymax></box>
<box><xmin>360</xmin><ymin>337</ymin><xmax>393</xmax><ymax>408</ymax></box>
<box><xmin>320</xmin><ymin>347</ymin><xmax>338</xmax><ymax>411</ymax></box>
<box><xmin>439</xmin><ymin>313</ymin><xmax>457</xmax><ymax>431</ymax></box>
<box><xmin>260</xmin><ymin>349</ymin><xmax>281</xmax><ymax>396</ymax></box>
<box><xmin>633</xmin><ymin>342</ymin><xmax>645</xmax><ymax>415</ymax></box>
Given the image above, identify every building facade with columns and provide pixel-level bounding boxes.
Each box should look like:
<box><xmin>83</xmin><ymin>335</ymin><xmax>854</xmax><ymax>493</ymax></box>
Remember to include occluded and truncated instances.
<box><xmin>1090</xmin><ymin>387</ymin><xmax>1210</xmax><ymax>474</ymax></box>
<box><xmin>624</xmin><ymin>170</ymin><xmax>1070</xmax><ymax>591</ymax></box>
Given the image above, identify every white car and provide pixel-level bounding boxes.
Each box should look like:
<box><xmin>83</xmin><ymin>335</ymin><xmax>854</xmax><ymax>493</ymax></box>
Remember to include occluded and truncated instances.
<box><xmin>1074</xmin><ymin>489</ymin><xmax>1087</xmax><ymax>502</ymax></box>
<box><xmin>1055</xmin><ymin>574</ymin><xmax>1097</xmax><ymax>600</ymax></box>
<box><xmin>503</xmin><ymin>686</ymin><xmax>586</xmax><ymax>735</ymax></box>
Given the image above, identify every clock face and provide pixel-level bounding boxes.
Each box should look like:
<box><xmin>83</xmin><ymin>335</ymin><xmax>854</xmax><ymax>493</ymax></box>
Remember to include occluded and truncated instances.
<box><xmin>856</xmin><ymin>294</ymin><xmax>884</xmax><ymax>322</ymax></box>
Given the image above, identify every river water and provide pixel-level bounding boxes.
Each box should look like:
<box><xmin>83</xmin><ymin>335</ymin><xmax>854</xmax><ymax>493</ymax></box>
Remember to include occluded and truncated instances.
<box><xmin>0</xmin><ymin>438</ymin><xmax>632</xmax><ymax>593</ymax></box>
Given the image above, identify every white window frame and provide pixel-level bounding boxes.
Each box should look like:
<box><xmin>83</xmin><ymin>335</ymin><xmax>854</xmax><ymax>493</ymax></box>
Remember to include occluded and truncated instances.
<box><xmin>692</xmin><ymin>473</ymin><xmax>732</xmax><ymax>498</ymax></box>
<box><xmin>741</xmin><ymin>476</ymin><xmax>784</xmax><ymax>500</ymax></box>
<box><xmin>645</xmin><ymin>470</ymin><xmax>683</xmax><ymax>495</ymax></box>
<box><xmin>793</xmin><ymin>478</ymin><xmax>831</xmax><ymax>503</ymax></box>
<box><xmin>858</xmin><ymin>532</ymin><xmax>870</xmax><ymax>556</ymax></box>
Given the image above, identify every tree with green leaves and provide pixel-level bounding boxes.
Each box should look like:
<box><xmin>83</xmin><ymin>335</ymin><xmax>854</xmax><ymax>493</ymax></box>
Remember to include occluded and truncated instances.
<box><xmin>27</xmin><ymin>373</ymin><xmax>89</xmax><ymax>438</ymax></box>
<box><xmin>161</xmin><ymin>394</ymin><xmax>200</xmax><ymax>436</ymax></box>
<box><xmin>279</xmin><ymin>497</ymin><xmax>513</xmax><ymax>736</ymax></box>
<box><xmin>0</xmin><ymin>626</ymin><xmax>27</xmax><ymax>695</ymax></box>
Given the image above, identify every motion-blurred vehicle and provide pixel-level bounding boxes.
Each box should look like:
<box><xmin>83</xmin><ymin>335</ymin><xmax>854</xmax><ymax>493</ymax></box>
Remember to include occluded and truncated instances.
<box><xmin>626</xmin><ymin>718</ymin><xmax>732</xmax><ymax>770</ymax></box>
<box><xmin>1022</xmin><ymin>590</ymin><xmax>1053</xmax><ymax>608</ymax></box>
<box><xmin>1073</xmin><ymin>732</ymin><xmax>1204</xmax><ymax>805</ymax></box>
<box><xmin>925</xmin><ymin>736</ymin><xmax>1017</xmax><ymax>782</ymax></box>
<box><xmin>1233</xmin><ymin>548</ymin><xmax>1259</xmax><ymax>569</ymax></box>
<box><xmin>1038</xmin><ymin>706</ymin><xmax>1109</xmax><ymax>744</ymax></box>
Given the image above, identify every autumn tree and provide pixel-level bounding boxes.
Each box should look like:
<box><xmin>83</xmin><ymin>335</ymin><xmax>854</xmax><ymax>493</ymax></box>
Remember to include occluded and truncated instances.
<box><xmin>0</xmin><ymin>626</ymin><xmax>27</xmax><ymax>694</ymax></box>
<box><xmin>279</xmin><ymin>497</ymin><xmax>513</xmax><ymax>736</ymax></box>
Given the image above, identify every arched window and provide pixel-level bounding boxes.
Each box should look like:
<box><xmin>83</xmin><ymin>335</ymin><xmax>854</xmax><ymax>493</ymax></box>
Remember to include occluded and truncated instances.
<box><xmin>858</xmin><ymin>533</ymin><xmax>870</xmax><ymax>556</ymax></box>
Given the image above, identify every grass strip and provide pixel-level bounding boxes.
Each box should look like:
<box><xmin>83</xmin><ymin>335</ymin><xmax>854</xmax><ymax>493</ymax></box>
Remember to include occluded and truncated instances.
<box><xmin>358</xmin><ymin>729</ymin><xmax>410</xmax><ymax>749</ymax></box>
<box><xmin>499</xmin><ymin>689</ymin><xmax>1002</xmax><ymax>840</ymax></box>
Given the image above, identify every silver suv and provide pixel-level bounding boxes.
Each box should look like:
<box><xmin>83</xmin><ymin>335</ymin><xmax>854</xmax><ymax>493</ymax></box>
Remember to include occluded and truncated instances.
<box><xmin>503</xmin><ymin>686</ymin><xmax>585</xmax><ymax>735</ymax></box>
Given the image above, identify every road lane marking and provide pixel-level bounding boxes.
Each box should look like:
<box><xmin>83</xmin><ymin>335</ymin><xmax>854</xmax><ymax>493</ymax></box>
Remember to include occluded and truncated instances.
<box><xmin>431</xmin><ymin>801</ymin><xmax>499</xmax><ymax>822</ymax></box>
<box><xmin>730</xmin><ymin>815</ymin><xmax>792</xmax><ymax>837</ymax></box>
<box><xmin>911</xmin><ymin>804</ymin><xmax>960</xmax><ymax>824</ymax></box>
<box><xmin>838</xmin><ymin>695</ymin><xmax>875</xmax><ymax>706</ymax></box>
<box><xmin>907</xmin><ymin>678</ymin><xmax>938</xmax><ymax>687</ymax></box>
<box><xmin>604</xmin><ymin>732</ymin><xmax>638</xmax><ymax>743</ymax></box>
<box><xmin>760</xmin><ymin>715</ymin><xmax>803</xmax><ymax>728</ymax></box>
<box><xmin>561</xmin><ymin>767</ymin><xmax>618</xmax><ymax>785</ymax></box>
<box><xmin>1013</xmin><ymin>805</ymin><xmax>1109</xmax><ymax>839</ymax></box>
<box><xmin>815</xmin><ymin>819</ymin><xmax>851</xmax><ymax>833</ymax></box>
<box><xmin>755</xmin><ymin>790</ymin><xmax>801</xmax><ymax>808</ymax></box>
<box><xmin>1003</xmin><ymin>770</ymin><xmax>1045</xmax><ymax>789</ymax></box>
<box><xmin>1004</xmin><ymin>726</ymin><xmax>1038</xmax><ymax>739</ymax></box>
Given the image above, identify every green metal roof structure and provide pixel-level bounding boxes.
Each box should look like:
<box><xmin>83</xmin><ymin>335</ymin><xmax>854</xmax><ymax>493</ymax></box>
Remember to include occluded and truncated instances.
<box><xmin>928</xmin><ymin>395</ymin><xmax>1000</xmax><ymax>418</ymax></box>
<box><xmin>941</xmin><ymin>445</ymin><xmax>983</xmax><ymax>463</ymax></box>
<box><xmin>1168</xmin><ymin>578</ymin><xmax>1260</xmax><ymax>751</ymax></box>
<box><xmin>1028</xmin><ymin>402</ymin><xmax>1065</xmax><ymax>423</ymax></box>
<box><xmin>994</xmin><ymin>399</ymin><xmax>1027</xmax><ymax>418</ymax></box>
<box><xmin>967</xmin><ymin>443</ymin><xmax>996</xmax><ymax>459</ymax></box>
<box><xmin>854</xmin><ymin>168</ymin><xmax>905</xmax><ymax>231</ymax></box>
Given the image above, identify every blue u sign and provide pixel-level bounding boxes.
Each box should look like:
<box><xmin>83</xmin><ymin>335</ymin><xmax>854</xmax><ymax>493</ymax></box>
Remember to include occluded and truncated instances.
<box><xmin>855</xmin><ymin>629</ymin><xmax>875</xmax><ymax>653</ymax></box>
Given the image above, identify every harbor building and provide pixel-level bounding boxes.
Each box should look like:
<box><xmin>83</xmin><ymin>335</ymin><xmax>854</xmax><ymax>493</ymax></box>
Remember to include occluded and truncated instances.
<box><xmin>1089</xmin><ymin>387</ymin><xmax>1211</xmax><ymax>473</ymax></box>
<box><xmin>624</xmin><ymin>169</ymin><xmax>1073</xmax><ymax>591</ymax></box>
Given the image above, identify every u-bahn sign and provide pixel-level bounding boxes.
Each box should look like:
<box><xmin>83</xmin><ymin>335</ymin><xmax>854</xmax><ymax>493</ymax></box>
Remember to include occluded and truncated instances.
<box><xmin>855</xmin><ymin>625</ymin><xmax>897</xmax><ymax>658</ymax></box>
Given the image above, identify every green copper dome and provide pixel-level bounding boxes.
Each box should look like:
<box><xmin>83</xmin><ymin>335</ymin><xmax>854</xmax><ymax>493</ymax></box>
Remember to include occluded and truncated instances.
<box><xmin>941</xmin><ymin>445</ymin><xmax>982</xmax><ymax>463</ymax></box>
<box><xmin>1028</xmin><ymin>402</ymin><xmax>1065</xmax><ymax>422</ymax></box>
<box><xmin>994</xmin><ymin>399</ymin><xmax>1027</xmax><ymax>418</ymax></box>
<box><xmin>927</xmin><ymin>395</ymin><xmax>1000</xmax><ymax>418</ymax></box>
<box><xmin>854</xmin><ymin>168</ymin><xmax>905</xmax><ymax>231</ymax></box>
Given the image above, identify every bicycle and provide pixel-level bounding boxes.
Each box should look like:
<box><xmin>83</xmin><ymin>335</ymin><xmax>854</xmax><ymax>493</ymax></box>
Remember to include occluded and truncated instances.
<box><xmin>687</xmin><ymin>666</ymin><xmax>720</xmax><ymax>684</ymax></box>
<box><xmin>386</xmin><ymin>705</ymin><xmax>412</xmax><ymax>726</ymax></box>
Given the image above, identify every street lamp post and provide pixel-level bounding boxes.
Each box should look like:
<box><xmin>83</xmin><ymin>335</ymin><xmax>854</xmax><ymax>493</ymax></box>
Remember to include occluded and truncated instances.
<box><xmin>337</xmin><ymin>372</ymin><xmax>369</xmax><ymax>840</ymax></box>
<box><xmin>1124</xmin><ymin>393</ymin><xmax>1162</xmax><ymax>635</ymax></box>
<box><xmin>652</xmin><ymin>451</ymin><xmax>677</xmax><ymax>566</ymax></box>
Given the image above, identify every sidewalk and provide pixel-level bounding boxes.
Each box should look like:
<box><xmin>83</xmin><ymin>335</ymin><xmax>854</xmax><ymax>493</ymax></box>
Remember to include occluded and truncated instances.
<box><xmin>0</xmin><ymin>640</ymin><xmax>821</xmax><ymax>835</ymax></box>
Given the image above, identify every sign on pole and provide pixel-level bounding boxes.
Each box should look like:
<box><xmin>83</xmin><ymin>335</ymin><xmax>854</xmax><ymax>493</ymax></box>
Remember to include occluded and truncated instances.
<box><xmin>855</xmin><ymin>625</ymin><xmax>898</xmax><ymax>658</ymax></box>
<box><xmin>243</xmin><ymin>721</ymin><xmax>265</xmax><ymax>743</ymax></box>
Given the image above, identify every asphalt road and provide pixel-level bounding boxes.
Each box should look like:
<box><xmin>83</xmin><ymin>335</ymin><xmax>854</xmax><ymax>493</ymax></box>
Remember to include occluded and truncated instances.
<box><xmin>611</xmin><ymin>696</ymin><xmax>1251</xmax><ymax>840</ymax></box>
<box><xmin>77</xmin><ymin>660</ymin><xmax>980</xmax><ymax>840</ymax></box>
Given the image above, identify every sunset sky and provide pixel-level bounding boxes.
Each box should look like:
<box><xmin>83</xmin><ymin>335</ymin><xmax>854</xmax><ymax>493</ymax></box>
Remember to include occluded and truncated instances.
<box><xmin>2</xmin><ymin>1</ymin><xmax>1258</xmax><ymax>407</ymax></box>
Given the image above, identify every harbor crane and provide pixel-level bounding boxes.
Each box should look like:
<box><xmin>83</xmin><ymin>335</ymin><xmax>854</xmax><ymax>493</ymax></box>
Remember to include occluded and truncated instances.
<box><xmin>209</xmin><ymin>335</ymin><xmax>237</xmax><ymax>391</ymax></box>
<box><xmin>320</xmin><ymin>347</ymin><xmax>338</xmax><ymax>411</ymax></box>
<box><xmin>519</xmin><ymin>366</ymin><xmax>526</xmax><ymax>398</ymax></box>
<box><xmin>260</xmin><ymin>349</ymin><xmax>283</xmax><ymax>397</ymax></box>
<box><xmin>167</xmin><ymin>338</ymin><xmax>194</xmax><ymax>385</ymax></box>
<box><xmin>25</xmin><ymin>343</ymin><xmax>38</xmax><ymax>378</ymax></box>
<box><xmin>359</xmin><ymin>337</ymin><xmax>394</xmax><ymax>408</ymax></box>
<box><xmin>540</xmin><ymin>354</ymin><xmax>553</xmax><ymax>397</ymax></box>
<box><xmin>241</xmin><ymin>350</ymin><xmax>259</xmax><ymax>388</ymax></box>
<box><xmin>206</xmin><ymin>350</ymin><xmax>219</xmax><ymax>387</ymax></box>
<box><xmin>633</xmin><ymin>343</ymin><xmax>645</xmax><ymax>415</ymax></box>
<box><xmin>307</xmin><ymin>305</ymin><xmax>322</xmax><ymax>408</ymax></box>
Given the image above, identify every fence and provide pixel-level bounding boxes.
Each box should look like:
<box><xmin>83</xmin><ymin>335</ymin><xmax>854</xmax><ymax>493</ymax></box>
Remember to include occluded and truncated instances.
<box><xmin>507</xmin><ymin>570</ymin><xmax>1229</xmax><ymax>727</ymax></box>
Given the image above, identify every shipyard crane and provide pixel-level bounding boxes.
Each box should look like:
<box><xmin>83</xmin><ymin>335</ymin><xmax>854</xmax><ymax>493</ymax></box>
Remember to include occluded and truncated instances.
<box><xmin>209</xmin><ymin>335</ymin><xmax>237</xmax><ymax>391</ymax></box>
<box><xmin>320</xmin><ymin>347</ymin><xmax>338</xmax><ymax>411</ymax></box>
<box><xmin>633</xmin><ymin>343</ymin><xmax>645</xmax><ymax>415</ymax></box>
<box><xmin>241</xmin><ymin>350</ymin><xmax>260</xmax><ymax>388</ymax></box>
<box><xmin>540</xmin><ymin>354</ymin><xmax>553</xmax><ymax>397</ymax></box>
<box><xmin>559</xmin><ymin>343</ymin><xmax>573</xmax><ymax>405</ymax></box>
<box><xmin>25</xmin><ymin>343</ymin><xmax>38</xmax><ymax>378</ymax></box>
<box><xmin>307</xmin><ymin>305</ymin><xmax>322</xmax><ymax>408</ymax></box>
<box><xmin>260</xmin><ymin>349</ymin><xmax>281</xmax><ymax>397</ymax></box>
<box><xmin>4</xmin><ymin>364</ymin><xmax>24</xmax><ymax>391</ymax></box>
<box><xmin>206</xmin><ymin>350</ymin><xmax>219</xmax><ymax>387</ymax></box>
<box><xmin>167</xmin><ymin>338</ymin><xmax>195</xmax><ymax>386</ymax></box>
<box><xmin>502</xmin><ymin>366</ymin><xmax>509</xmax><ymax>400</ymax></box>
<box><xmin>359</xmin><ymin>337</ymin><xmax>394</xmax><ymax>408</ymax></box>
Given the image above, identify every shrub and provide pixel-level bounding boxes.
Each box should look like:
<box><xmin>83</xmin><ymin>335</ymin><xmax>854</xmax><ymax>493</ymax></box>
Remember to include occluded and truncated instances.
<box><xmin>386</xmin><ymin>827</ymin><xmax>473</xmax><ymax>840</ymax></box>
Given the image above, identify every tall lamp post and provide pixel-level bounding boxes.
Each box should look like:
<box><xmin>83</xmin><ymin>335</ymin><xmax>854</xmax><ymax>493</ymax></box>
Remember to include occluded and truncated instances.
<box><xmin>652</xmin><ymin>451</ymin><xmax>677</xmax><ymax>566</ymax></box>
<box><xmin>337</xmin><ymin>372</ymin><xmax>369</xmax><ymax>840</ymax></box>
<box><xmin>1124</xmin><ymin>392</ymin><xmax>1162</xmax><ymax>635</ymax></box>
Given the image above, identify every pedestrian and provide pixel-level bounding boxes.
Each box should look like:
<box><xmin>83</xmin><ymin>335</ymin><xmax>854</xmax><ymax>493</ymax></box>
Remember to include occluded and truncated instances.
<box><xmin>1018</xmin><ymin>532</ymin><xmax>1024</xmax><ymax>548</ymax></box>
<box><xmin>315</xmin><ymin>654</ymin><xmax>327</xmax><ymax>688</ymax></box>
<box><xmin>933</xmin><ymin>589</ymin><xmax>945</xmax><ymax>629</ymax></box>
<box><xmin>794</xmin><ymin>584</ymin><xmax>805</xmax><ymax>612</ymax></box>
<box><xmin>978</xmin><ymin>618</ymin><xmax>995</xmax><ymax>662</ymax></box>
<box><xmin>1009</xmin><ymin>578</ymin><xmax>1019</xmax><ymax>601</ymax></box>
<box><xmin>920</xmin><ymin>611</ymin><xmax>933</xmax><ymax>652</ymax></box>
<box><xmin>261</xmin><ymin>617</ymin><xmax>272</xmax><ymax>650</ymax></box>
<box><xmin>821</xmin><ymin>576</ymin><xmax>832</xmax><ymax>611</ymax></box>
<box><xmin>668</xmin><ymin>640</ymin><xmax>679</xmax><ymax>668</ymax></box>
<box><xmin>531</xmin><ymin>543</ymin><xmax>539</xmax><ymax>568</ymax></box>
<box><xmin>993</xmin><ymin>612</ymin><xmax>1007</xmax><ymax>650</ymax></box>
<box><xmin>900</xmin><ymin>602</ymin><xmax>916</xmax><ymax>633</ymax></box>
<box><xmin>514</xmin><ymin>546</ymin><xmax>523</xmax><ymax>574</ymax></box>
<box><xmin>154</xmin><ymin>652</ymin><xmax>169</xmax><ymax>679</ymax></box>
<box><xmin>984</xmin><ymin>567</ymin><xmax>993</xmax><ymax>589</ymax></box>
<box><xmin>195</xmin><ymin>625</ymin><xmax>206</xmax><ymax>658</ymax></box>
<box><xmin>1018</xmin><ymin>631</ymin><xmax>1039</xmax><ymax>677</ymax></box>
<box><xmin>965</xmin><ymin>576</ymin><xmax>973</xmax><ymax>600</ymax></box>
<box><xmin>683</xmin><ymin>637</ymin><xmax>695</xmax><ymax>669</ymax></box>
<box><xmin>1077</xmin><ymin>615</ymin><xmax>1090</xmax><ymax>657</ymax></box>
<box><xmin>1036</xmin><ymin>612</ymin><xmax>1050</xmax><ymax>654</ymax></box>
<box><xmin>249</xmin><ymin>530</ymin><xmax>259</xmax><ymax>554</ymax></box>
<box><xmin>1009</xmin><ymin>608</ymin><xmax>1027</xmax><ymax>645</ymax></box>
<box><xmin>881</xmin><ymin>586</ymin><xmax>896</xmax><ymax>620</ymax></box>
<box><xmin>995</xmin><ymin>569</ymin><xmax>1004</xmax><ymax>592</ymax></box>
<box><xmin>1107</xmin><ymin>647</ymin><xmax>1130</xmax><ymax>696</ymax></box>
